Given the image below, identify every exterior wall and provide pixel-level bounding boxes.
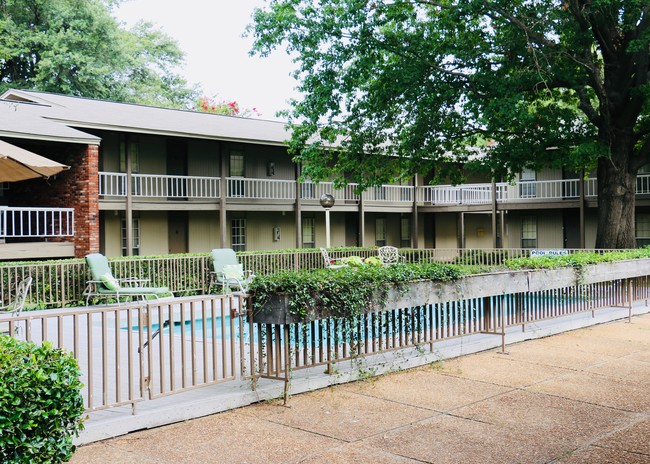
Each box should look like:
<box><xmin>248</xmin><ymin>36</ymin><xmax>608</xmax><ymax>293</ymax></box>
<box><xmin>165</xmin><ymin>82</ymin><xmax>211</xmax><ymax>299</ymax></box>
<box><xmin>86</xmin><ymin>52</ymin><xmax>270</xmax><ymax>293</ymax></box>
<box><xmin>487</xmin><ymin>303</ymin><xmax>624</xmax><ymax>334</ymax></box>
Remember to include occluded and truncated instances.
<box><xmin>242</xmin><ymin>211</ymin><xmax>298</xmax><ymax>250</ymax></box>
<box><xmin>241</xmin><ymin>144</ymin><xmax>293</xmax><ymax>180</ymax></box>
<box><xmin>139</xmin><ymin>212</ymin><xmax>168</xmax><ymax>255</ymax></box>
<box><xmin>434</xmin><ymin>213</ymin><xmax>458</xmax><ymax>249</ymax></box>
<box><xmin>504</xmin><ymin>211</ymin><xmax>564</xmax><ymax>249</ymax></box>
<box><xmin>103</xmin><ymin>214</ymin><xmax>122</xmax><ymax>257</ymax></box>
<box><xmin>102</xmin><ymin>212</ymin><xmax>170</xmax><ymax>257</ymax></box>
<box><xmin>585</xmin><ymin>211</ymin><xmax>598</xmax><ymax>248</ymax></box>
<box><xmin>320</xmin><ymin>212</ymin><xmax>348</xmax><ymax>248</ymax></box>
<box><xmin>188</xmin><ymin>140</ymin><xmax>220</xmax><ymax>177</ymax></box>
<box><xmin>139</xmin><ymin>136</ymin><xmax>166</xmax><ymax>174</ymax></box>
<box><xmin>99</xmin><ymin>133</ymin><xmax>120</xmax><ymax>171</ymax></box>
<box><xmin>464</xmin><ymin>213</ymin><xmax>494</xmax><ymax>248</ymax></box>
<box><xmin>362</xmin><ymin>213</ymin><xmax>404</xmax><ymax>247</ymax></box>
<box><xmin>188</xmin><ymin>212</ymin><xmax>220</xmax><ymax>252</ymax></box>
<box><xmin>536</xmin><ymin>168</ymin><xmax>562</xmax><ymax>181</ymax></box>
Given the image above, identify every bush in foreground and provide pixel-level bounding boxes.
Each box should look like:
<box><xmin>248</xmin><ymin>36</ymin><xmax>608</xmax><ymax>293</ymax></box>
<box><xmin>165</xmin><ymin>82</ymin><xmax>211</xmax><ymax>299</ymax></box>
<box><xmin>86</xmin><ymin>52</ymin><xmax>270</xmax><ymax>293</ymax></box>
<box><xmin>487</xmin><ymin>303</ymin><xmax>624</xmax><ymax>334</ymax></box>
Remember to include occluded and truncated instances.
<box><xmin>0</xmin><ymin>336</ymin><xmax>85</xmax><ymax>463</ymax></box>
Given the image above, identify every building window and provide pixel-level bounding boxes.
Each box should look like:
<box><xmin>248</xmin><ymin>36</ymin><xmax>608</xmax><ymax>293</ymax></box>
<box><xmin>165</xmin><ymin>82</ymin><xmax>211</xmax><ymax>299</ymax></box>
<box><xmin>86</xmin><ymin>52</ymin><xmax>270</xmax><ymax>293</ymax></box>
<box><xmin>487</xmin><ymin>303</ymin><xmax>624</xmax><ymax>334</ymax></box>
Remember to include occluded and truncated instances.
<box><xmin>521</xmin><ymin>216</ymin><xmax>537</xmax><ymax>249</ymax></box>
<box><xmin>121</xmin><ymin>217</ymin><xmax>141</xmax><ymax>256</ymax></box>
<box><xmin>302</xmin><ymin>217</ymin><xmax>315</xmax><ymax>248</ymax></box>
<box><xmin>119</xmin><ymin>136</ymin><xmax>139</xmax><ymax>173</ymax></box>
<box><xmin>375</xmin><ymin>217</ymin><xmax>386</xmax><ymax>247</ymax></box>
<box><xmin>229</xmin><ymin>152</ymin><xmax>245</xmax><ymax>176</ymax></box>
<box><xmin>400</xmin><ymin>216</ymin><xmax>411</xmax><ymax>248</ymax></box>
<box><xmin>229</xmin><ymin>152</ymin><xmax>245</xmax><ymax>197</ymax></box>
<box><xmin>231</xmin><ymin>218</ymin><xmax>246</xmax><ymax>252</ymax></box>
<box><xmin>636</xmin><ymin>214</ymin><xmax>650</xmax><ymax>247</ymax></box>
<box><xmin>519</xmin><ymin>168</ymin><xmax>536</xmax><ymax>198</ymax></box>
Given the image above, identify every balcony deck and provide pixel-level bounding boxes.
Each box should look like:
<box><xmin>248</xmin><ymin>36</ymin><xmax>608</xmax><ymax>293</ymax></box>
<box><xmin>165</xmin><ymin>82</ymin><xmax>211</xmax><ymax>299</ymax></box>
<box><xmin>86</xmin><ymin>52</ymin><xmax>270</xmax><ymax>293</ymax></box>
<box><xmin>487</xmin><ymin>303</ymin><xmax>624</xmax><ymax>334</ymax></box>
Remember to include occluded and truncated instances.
<box><xmin>99</xmin><ymin>171</ymin><xmax>650</xmax><ymax>211</ymax></box>
<box><xmin>0</xmin><ymin>206</ymin><xmax>75</xmax><ymax>260</ymax></box>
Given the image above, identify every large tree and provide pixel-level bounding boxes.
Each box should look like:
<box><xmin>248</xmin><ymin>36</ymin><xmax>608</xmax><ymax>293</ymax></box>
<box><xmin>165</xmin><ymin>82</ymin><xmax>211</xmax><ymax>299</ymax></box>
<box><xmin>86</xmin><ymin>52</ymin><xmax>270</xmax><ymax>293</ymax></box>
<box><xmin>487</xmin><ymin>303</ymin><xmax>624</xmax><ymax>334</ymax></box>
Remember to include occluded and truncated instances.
<box><xmin>250</xmin><ymin>0</ymin><xmax>650</xmax><ymax>249</ymax></box>
<box><xmin>0</xmin><ymin>0</ymin><xmax>196</xmax><ymax>108</ymax></box>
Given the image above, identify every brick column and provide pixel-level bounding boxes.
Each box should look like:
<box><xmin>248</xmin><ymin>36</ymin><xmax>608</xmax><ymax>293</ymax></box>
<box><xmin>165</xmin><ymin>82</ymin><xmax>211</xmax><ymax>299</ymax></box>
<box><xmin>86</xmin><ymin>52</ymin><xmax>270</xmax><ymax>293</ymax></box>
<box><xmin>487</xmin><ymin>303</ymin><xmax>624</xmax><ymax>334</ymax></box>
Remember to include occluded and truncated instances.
<box><xmin>64</xmin><ymin>144</ymin><xmax>100</xmax><ymax>257</ymax></box>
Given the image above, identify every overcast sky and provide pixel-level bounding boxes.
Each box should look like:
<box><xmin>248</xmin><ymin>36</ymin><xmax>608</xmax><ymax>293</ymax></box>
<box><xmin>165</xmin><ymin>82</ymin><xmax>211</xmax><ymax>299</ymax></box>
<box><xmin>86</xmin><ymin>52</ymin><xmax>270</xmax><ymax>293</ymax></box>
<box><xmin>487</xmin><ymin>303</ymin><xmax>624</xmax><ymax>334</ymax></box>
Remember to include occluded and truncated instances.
<box><xmin>113</xmin><ymin>0</ymin><xmax>298</xmax><ymax>120</ymax></box>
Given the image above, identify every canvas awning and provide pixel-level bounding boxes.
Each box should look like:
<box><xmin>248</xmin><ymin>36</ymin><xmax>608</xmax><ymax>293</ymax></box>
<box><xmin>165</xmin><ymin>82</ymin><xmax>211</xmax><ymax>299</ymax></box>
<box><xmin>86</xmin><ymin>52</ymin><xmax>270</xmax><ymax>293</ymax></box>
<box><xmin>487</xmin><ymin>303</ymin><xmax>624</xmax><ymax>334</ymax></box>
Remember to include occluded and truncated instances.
<box><xmin>0</xmin><ymin>140</ymin><xmax>70</xmax><ymax>182</ymax></box>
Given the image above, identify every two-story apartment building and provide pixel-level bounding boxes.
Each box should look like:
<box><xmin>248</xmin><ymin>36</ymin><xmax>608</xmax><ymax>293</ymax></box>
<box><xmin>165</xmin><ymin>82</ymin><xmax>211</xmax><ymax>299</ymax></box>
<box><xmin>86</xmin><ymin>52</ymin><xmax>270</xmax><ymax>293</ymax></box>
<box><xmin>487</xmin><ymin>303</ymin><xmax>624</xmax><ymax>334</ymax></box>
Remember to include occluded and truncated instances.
<box><xmin>1</xmin><ymin>89</ymin><xmax>649</xmax><ymax>260</ymax></box>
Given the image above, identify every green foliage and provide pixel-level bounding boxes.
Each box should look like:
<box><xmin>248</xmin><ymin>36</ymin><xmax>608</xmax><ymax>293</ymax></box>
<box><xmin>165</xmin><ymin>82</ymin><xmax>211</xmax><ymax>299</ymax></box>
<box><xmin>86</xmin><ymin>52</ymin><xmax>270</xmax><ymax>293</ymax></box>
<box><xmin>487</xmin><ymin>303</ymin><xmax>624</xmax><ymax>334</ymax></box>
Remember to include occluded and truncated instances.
<box><xmin>341</xmin><ymin>256</ymin><xmax>365</xmax><ymax>267</ymax></box>
<box><xmin>250</xmin><ymin>1</ymin><xmax>650</xmax><ymax>247</ymax></box>
<box><xmin>249</xmin><ymin>262</ymin><xmax>465</xmax><ymax>320</ymax></box>
<box><xmin>0</xmin><ymin>0</ymin><xmax>197</xmax><ymax>107</ymax></box>
<box><xmin>504</xmin><ymin>248</ymin><xmax>650</xmax><ymax>271</ymax></box>
<box><xmin>363</xmin><ymin>256</ymin><xmax>383</xmax><ymax>266</ymax></box>
<box><xmin>0</xmin><ymin>337</ymin><xmax>85</xmax><ymax>463</ymax></box>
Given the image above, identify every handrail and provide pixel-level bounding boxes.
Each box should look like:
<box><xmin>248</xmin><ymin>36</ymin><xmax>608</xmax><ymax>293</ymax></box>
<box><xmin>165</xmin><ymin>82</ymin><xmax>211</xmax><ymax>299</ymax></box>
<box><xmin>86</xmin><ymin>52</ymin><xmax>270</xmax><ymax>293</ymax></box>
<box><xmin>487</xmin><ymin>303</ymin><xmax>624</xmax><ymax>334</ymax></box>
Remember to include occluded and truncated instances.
<box><xmin>100</xmin><ymin>171</ymin><xmax>650</xmax><ymax>206</ymax></box>
<box><xmin>0</xmin><ymin>206</ymin><xmax>74</xmax><ymax>238</ymax></box>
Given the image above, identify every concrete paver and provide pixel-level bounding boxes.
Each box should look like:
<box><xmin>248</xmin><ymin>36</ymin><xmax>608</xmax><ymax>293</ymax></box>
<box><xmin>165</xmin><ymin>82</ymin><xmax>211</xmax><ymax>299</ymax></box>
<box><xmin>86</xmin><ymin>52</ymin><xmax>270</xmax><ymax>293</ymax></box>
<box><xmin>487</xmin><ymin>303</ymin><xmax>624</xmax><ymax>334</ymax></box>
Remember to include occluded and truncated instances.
<box><xmin>70</xmin><ymin>313</ymin><xmax>650</xmax><ymax>464</ymax></box>
<box><xmin>340</xmin><ymin>366</ymin><xmax>512</xmax><ymax>411</ymax></box>
<box><xmin>438</xmin><ymin>350</ymin><xmax>573</xmax><ymax>388</ymax></box>
<box><xmin>242</xmin><ymin>387</ymin><xmax>436</xmax><ymax>442</ymax></box>
<box><xmin>527</xmin><ymin>371</ymin><xmax>650</xmax><ymax>413</ymax></box>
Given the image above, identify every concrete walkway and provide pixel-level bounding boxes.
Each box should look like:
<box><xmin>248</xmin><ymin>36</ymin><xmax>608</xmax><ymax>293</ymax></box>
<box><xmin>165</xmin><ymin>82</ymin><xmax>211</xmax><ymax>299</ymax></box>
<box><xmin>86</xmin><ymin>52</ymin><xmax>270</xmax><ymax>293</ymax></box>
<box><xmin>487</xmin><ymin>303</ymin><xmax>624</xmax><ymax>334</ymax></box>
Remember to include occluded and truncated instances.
<box><xmin>69</xmin><ymin>312</ymin><xmax>650</xmax><ymax>463</ymax></box>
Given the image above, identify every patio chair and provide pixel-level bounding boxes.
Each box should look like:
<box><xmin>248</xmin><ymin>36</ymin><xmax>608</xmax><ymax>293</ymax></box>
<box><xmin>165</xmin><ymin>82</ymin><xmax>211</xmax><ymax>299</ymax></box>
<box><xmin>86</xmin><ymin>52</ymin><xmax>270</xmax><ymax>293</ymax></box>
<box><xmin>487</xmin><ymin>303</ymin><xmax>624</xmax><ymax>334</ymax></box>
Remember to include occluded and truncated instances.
<box><xmin>0</xmin><ymin>277</ymin><xmax>32</xmax><ymax>335</ymax></box>
<box><xmin>209</xmin><ymin>248</ymin><xmax>255</xmax><ymax>294</ymax></box>
<box><xmin>377</xmin><ymin>246</ymin><xmax>406</xmax><ymax>266</ymax></box>
<box><xmin>321</xmin><ymin>248</ymin><xmax>348</xmax><ymax>269</ymax></box>
<box><xmin>83</xmin><ymin>253</ymin><xmax>171</xmax><ymax>305</ymax></box>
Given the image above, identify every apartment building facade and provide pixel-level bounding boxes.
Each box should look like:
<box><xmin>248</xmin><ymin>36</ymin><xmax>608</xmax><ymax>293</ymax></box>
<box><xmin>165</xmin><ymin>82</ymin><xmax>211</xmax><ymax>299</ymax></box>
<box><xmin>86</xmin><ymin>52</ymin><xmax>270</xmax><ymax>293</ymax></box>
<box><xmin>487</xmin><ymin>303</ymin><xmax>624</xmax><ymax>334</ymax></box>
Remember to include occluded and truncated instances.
<box><xmin>1</xmin><ymin>89</ymin><xmax>649</xmax><ymax>260</ymax></box>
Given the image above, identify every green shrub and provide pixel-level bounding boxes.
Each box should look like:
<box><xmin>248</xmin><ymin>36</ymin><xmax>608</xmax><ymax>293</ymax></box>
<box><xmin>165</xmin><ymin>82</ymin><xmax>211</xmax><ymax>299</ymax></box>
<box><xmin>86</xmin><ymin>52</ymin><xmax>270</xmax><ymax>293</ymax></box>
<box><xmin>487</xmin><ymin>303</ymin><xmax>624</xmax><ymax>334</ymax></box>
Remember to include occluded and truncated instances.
<box><xmin>249</xmin><ymin>262</ymin><xmax>466</xmax><ymax>320</ymax></box>
<box><xmin>504</xmin><ymin>248</ymin><xmax>650</xmax><ymax>270</ymax></box>
<box><xmin>0</xmin><ymin>336</ymin><xmax>85</xmax><ymax>464</ymax></box>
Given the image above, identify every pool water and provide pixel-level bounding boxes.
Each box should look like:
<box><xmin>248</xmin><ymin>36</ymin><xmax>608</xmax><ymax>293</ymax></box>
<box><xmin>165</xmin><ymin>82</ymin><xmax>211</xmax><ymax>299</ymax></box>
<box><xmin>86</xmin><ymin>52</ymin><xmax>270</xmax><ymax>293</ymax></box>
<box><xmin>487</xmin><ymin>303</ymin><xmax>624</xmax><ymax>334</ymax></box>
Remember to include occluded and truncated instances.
<box><xmin>129</xmin><ymin>315</ymin><xmax>247</xmax><ymax>340</ymax></box>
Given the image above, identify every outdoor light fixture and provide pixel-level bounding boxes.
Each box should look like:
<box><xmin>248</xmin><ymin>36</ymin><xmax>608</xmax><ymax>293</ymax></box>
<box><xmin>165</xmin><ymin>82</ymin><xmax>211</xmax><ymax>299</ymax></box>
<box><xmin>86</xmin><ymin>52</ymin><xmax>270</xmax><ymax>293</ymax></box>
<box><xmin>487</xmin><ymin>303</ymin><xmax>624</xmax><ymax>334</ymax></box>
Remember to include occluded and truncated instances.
<box><xmin>319</xmin><ymin>193</ymin><xmax>335</xmax><ymax>248</ymax></box>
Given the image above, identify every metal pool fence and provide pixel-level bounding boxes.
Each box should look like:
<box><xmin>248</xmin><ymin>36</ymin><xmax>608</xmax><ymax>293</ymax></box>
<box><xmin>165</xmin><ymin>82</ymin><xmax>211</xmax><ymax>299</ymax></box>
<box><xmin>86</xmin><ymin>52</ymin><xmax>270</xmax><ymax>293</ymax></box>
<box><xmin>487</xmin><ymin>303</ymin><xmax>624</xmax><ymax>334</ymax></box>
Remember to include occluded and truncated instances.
<box><xmin>1</xmin><ymin>257</ymin><xmax>646</xmax><ymax>414</ymax></box>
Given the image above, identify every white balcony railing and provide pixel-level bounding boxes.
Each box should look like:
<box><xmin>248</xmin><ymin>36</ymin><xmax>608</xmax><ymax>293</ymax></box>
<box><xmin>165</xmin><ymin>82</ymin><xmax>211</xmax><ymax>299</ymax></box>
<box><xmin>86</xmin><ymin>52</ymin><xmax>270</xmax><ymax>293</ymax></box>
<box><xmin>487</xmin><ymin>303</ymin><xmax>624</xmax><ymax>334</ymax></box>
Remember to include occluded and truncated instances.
<box><xmin>134</xmin><ymin>174</ymin><xmax>220</xmax><ymax>198</ymax></box>
<box><xmin>226</xmin><ymin>177</ymin><xmax>295</xmax><ymax>200</ymax></box>
<box><xmin>99</xmin><ymin>171</ymin><xmax>650</xmax><ymax>208</ymax></box>
<box><xmin>419</xmin><ymin>183</ymin><xmax>493</xmax><ymax>205</ymax></box>
<box><xmin>99</xmin><ymin>172</ymin><xmax>220</xmax><ymax>199</ymax></box>
<box><xmin>0</xmin><ymin>206</ymin><xmax>74</xmax><ymax>238</ymax></box>
<box><xmin>302</xmin><ymin>181</ymin><xmax>360</xmax><ymax>202</ymax></box>
<box><xmin>419</xmin><ymin>176</ymin><xmax>624</xmax><ymax>206</ymax></box>
<box><xmin>362</xmin><ymin>185</ymin><xmax>414</xmax><ymax>203</ymax></box>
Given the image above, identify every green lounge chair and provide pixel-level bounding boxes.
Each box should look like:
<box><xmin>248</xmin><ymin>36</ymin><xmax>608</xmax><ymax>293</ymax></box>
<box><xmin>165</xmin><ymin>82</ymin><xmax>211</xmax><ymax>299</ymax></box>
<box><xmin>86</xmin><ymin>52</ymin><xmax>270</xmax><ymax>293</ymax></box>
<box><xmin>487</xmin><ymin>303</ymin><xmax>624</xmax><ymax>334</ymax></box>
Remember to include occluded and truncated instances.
<box><xmin>83</xmin><ymin>253</ymin><xmax>171</xmax><ymax>305</ymax></box>
<box><xmin>209</xmin><ymin>248</ymin><xmax>255</xmax><ymax>294</ymax></box>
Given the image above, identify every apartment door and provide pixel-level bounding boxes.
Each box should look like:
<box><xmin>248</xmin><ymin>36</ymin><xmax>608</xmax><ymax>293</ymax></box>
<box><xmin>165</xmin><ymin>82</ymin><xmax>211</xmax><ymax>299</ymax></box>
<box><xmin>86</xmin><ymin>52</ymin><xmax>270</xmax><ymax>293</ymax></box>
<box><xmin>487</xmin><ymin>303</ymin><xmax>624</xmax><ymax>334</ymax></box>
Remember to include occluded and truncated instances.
<box><xmin>345</xmin><ymin>213</ymin><xmax>358</xmax><ymax>247</ymax></box>
<box><xmin>563</xmin><ymin>210</ymin><xmax>580</xmax><ymax>249</ymax></box>
<box><xmin>167</xmin><ymin>138</ymin><xmax>188</xmax><ymax>199</ymax></box>
<box><xmin>168</xmin><ymin>211</ymin><xmax>188</xmax><ymax>254</ymax></box>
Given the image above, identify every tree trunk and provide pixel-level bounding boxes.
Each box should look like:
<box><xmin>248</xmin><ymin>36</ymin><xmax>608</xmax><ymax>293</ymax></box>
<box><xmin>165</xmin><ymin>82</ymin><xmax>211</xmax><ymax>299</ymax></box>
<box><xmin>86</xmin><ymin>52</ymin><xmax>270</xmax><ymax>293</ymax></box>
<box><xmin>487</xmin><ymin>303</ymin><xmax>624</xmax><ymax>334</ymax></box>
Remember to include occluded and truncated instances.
<box><xmin>595</xmin><ymin>157</ymin><xmax>637</xmax><ymax>249</ymax></box>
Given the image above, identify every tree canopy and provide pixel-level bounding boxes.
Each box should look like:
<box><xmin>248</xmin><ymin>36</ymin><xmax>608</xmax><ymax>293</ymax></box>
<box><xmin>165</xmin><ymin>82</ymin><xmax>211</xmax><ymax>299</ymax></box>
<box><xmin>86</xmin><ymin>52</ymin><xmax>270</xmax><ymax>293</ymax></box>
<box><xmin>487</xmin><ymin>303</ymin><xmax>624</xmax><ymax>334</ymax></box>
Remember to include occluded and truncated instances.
<box><xmin>250</xmin><ymin>0</ymin><xmax>650</xmax><ymax>248</ymax></box>
<box><xmin>0</xmin><ymin>0</ymin><xmax>196</xmax><ymax>108</ymax></box>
